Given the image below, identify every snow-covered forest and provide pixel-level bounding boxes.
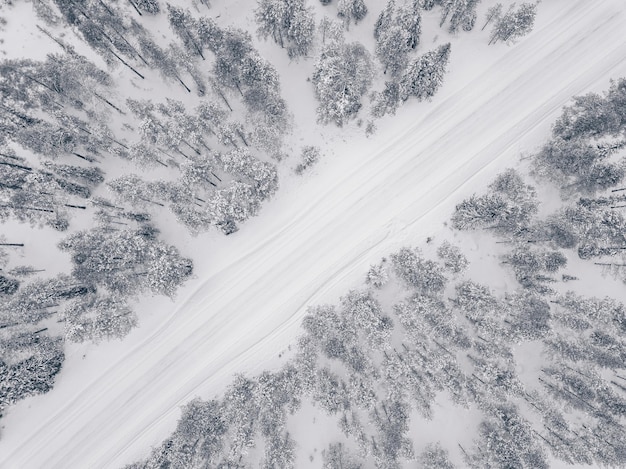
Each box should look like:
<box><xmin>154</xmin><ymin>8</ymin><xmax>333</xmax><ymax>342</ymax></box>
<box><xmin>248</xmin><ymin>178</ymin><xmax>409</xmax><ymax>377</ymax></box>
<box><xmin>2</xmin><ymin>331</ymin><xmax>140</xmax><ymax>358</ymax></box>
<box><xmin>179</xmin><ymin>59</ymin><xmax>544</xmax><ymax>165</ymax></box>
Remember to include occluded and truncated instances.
<box><xmin>122</xmin><ymin>79</ymin><xmax>626</xmax><ymax>468</ymax></box>
<box><xmin>1</xmin><ymin>0</ymin><xmax>625</xmax><ymax>468</ymax></box>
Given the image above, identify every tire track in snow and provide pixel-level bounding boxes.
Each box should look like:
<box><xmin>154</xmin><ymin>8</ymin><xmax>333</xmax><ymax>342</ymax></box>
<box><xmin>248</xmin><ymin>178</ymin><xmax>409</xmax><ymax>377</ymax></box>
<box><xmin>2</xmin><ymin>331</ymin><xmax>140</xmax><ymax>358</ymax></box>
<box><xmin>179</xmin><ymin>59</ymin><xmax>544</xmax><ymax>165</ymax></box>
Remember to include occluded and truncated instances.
<box><xmin>1</xmin><ymin>1</ymin><xmax>626</xmax><ymax>467</ymax></box>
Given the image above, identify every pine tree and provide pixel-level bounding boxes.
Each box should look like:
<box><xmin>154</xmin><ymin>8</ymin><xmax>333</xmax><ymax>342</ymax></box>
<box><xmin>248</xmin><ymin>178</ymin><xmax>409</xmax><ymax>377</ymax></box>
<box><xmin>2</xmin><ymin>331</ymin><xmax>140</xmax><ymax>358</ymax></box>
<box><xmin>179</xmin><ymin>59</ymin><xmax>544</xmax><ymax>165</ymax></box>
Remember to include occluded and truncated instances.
<box><xmin>337</xmin><ymin>0</ymin><xmax>368</xmax><ymax>30</ymax></box>
<box><xmin>255</xmin><ymin>0</ymin><xmax>315</xmax><ymax>58</ymax></box>
<box><xmin>374</xmin><ymin>0</ymin><xmax>421</xmax><ymax>77</ymax></box>
<box><xmin>312</xmin><ymin>35</ymin><xmax>373</xmax><ymax>126</ymax></box>
<box><xmin>399</xmin><ymin>43</ymin><xmax>451</xmax><ymax>102</ymax></box>
<box><xmin>489</xmin><ymin>2</ymin><xmax>537</xmax><ymax>45</ymax></box>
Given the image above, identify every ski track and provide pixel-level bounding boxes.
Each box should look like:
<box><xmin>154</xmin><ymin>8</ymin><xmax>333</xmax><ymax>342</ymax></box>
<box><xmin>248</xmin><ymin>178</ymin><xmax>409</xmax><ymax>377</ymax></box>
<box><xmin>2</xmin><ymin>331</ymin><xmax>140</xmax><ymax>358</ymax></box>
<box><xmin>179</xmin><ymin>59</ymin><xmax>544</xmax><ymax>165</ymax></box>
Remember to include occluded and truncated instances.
<box><xmin>2</xmin><ymin>1</ymin><xmax>626</xmax><ymax>467</ymax></box>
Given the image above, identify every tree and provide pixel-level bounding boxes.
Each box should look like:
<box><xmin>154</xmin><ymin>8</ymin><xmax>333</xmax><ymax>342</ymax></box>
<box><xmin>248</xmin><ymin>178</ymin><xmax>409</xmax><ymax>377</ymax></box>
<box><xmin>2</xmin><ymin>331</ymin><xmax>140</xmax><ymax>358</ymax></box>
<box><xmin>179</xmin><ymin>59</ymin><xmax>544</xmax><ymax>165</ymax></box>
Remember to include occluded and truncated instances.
<box><xmin>218</xmin><ymin>148</ymin><xmax>278</xmax><ymax>198</ymax></box>
<box><xmin>0</xmin><ymin>332</ymin><xmax>64</xmax><ymax>416</ymax></box>
<box><xmin>506</xmin><ymin>292</ymin><xmax>551</xmax><ymax>340</ymax></box>
<box><xmin>167</xmin><ymin>5</ymin><xmax>205</xmax><ymax>60</ymax></box>
<box><xmin>0</xmin><ymin>275</ymin><xmax>20</xmax><ymax>295</ymax></box>
<box><xmin>442</xmin><ymin>0</ymin><xmax>481</xmax><ymax>33</ymax></box>
<box><xmin>64</xmin><ymin>293</ymin><xmax>137</xmax><ymax>342</ymax></box>
<box><xmin>1</xmin><ymin>274</ymin><xmax>94</xmax><ymax>325</ymax></box>
<box><xmin>533</xmin><ymin>137</ymin><xmax>602</xmax><ymax>183</ymax></box>
<box><xmin>453</xmin><ymin>280</ymin><xmax>498</xmax><ymax>324</ymax></box>
<box><xmin>59</xmin><ymin>225</ymin><xmax>193</xmax><ymax>297</ymax></box>
<box><xmin>489</xmin><ymin>2</ymin><xmax>537</xmax><ymax>45</ymax></box>
<box><xmin>419</xmin><ymin>442</ymin><xmax>456</xmax><ymax>469</ymax></box>
<box><xmin>135</xmin><ymin>0</ymin><xmax>160</xmax><ymax>14</ymax></box>
<box><xmin>552</xmin><ymin>91</ymin><xmax>623</xmax><ymax>141</ymax></box>
<box><xmin>399</xmin><ymin>43</ymin><xmax>451</xmax><ymax>102</ymax></box>
<box><xmin>323</xmin><ymin>442</ymin><xmax>363</xmax><ymax>468</ymax></box>
<box><xmin>390</xmin><ymin>247</ymin><xmax>447</xmax><ymax>294</ymax></box>
<box><xmin>451</xmin><ymin>169</ymin><xmax>538</xmax><ymax>235</ymax></box>
<box><xmin>504</xmin><ymin>247</ymin><xmax>567</xmax><ymax>292</ymax></box>
<box><xmin>436</xmin><ymin>241</ymin><xmax>468</xmax><ymax>274</ymax></box>
<box><xmin>295</xmin><ymin>145</ymin><xmax>320</xmax><ymax>174</ymax></box>
<box><xmin>374</xmin><ymin>0</ymin><xmax>421</xmax><ymax>77</ymax></box>
<box><xmin>263</xmin><ymin>432</ymin><xmax>296</xmax><ymax>469</ymax></box>
<box><xmin>366</xmin><ymin>260</ymin><xmax>388</xmax><ymax>288</ymax></box>
<box><xmin>312</xmin><ymin>35</ymin><xmax>373</xmax><ymax>126</ymax></box>
<box><xmin>467</xmin><ymin>404</ymin><xmax>549</xmax><ymax>469</ymax></box>
<box><xmin>533</xmin><ymin>136</ymin><xmax>625</xmax><ymax>195</ymax></box>
<box><xmin>255</xmin><ymin>0</ymin><xmax>315</xmax><ymax>58</ymax></box>
<box><xmin>482</xmin><ymin>3</ymin><xmax>502</xmax><ymax>30</ymax></box>
<box><xmin>337</xmin><ymin>0</ymin><xmax>368</xmax><ymax>29</ymax></box>
<box><xmin>341</xmin><ymin>290</ymin><xmax>393</xmax><ymax>349</ymax></box>
<box><xmin>206</xmin><ymin>180</ymin><xmax>261</xmax><ymax>233</ymax></box>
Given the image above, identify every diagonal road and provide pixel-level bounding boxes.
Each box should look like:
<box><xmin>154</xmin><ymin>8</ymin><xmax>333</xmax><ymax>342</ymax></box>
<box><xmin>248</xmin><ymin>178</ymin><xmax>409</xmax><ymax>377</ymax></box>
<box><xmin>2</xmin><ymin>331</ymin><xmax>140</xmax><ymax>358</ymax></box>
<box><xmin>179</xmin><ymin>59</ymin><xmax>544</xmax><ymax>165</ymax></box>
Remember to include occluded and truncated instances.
<box><xmin>1</xmin><ymin>0</ymin><xmax>626</xmax><ymax>467</ymax></box>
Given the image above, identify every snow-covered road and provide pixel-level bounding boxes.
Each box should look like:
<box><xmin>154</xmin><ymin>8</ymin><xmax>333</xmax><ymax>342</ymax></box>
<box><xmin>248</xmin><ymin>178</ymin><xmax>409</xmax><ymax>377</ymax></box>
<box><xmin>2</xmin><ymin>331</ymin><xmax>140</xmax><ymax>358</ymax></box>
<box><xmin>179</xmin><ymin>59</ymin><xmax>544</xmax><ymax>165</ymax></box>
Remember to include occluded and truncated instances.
<box><xmin>2</xmin><ymin>1</ymin><xmax>626</xmax><ymax>467</ymax></box>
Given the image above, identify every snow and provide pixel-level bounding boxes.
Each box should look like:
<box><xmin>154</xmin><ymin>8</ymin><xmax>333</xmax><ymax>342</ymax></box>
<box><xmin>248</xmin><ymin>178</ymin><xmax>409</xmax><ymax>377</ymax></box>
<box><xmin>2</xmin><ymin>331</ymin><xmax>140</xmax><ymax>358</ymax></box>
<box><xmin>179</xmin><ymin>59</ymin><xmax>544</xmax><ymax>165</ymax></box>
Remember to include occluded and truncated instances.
<box><xmin>1</xmin><ymin>0</ymin><xmax>626</xmax><ymax>468</ymax></box>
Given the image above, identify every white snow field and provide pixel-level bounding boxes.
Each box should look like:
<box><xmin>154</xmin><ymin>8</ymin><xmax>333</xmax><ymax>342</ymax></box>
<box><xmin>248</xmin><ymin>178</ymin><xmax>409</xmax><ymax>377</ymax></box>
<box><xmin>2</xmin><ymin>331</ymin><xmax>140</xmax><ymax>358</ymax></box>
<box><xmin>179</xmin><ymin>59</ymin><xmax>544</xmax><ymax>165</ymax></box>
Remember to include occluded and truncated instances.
<box><xmin>2</xmin><ymin>0</ymin><xmax>626</xmax><ymax>468</ymax></box>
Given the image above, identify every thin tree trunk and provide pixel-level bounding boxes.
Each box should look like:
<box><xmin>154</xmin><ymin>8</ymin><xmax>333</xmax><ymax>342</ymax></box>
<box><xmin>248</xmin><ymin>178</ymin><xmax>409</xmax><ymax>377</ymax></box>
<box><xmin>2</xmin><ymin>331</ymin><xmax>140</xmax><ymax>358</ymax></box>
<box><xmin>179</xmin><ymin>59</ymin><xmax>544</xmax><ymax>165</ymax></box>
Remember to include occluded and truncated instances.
<box><xmin>106</xmin><ymin>46</ymin><xmax>145</xmax><ymax>79</ymax></box>
<box><xmin>127</xmin><ymin>0</ymin><xmax>143</xmax><ymax>16</ymax></box>
<box><xmin>236</xmin><ymin>129</ymin><xmax>248</xmax><ymax>147</ymax></box>
<box><xmin>0</xmin><ymin>152</ymin><xmax>20</xmax><ymax>160</ymax></box>
<box><xmin>72</xmin><ymin>152</ymin><xmax>96</xmax><ymax>163</ymax></box>
<box><xmin>106</xmin><ymin>135</ymin><xmax>129</xmax><ymax>149</ymax></box>
<box><xmin>93</xmin><ymin>92</ymin><xmax>125</xmax><ymax>114</ymax></box>
<box><xmin>175</xmin><ymin>148</ymin><xmax>191</xmax><ymax>159</ymax></box>
<box><xmin>98</xmin><ymin>0</ymin><xmax>115</xmax><ymax>15</ymax></box>
<box><xmin>184</xmin><ymin>28</ymin><xmax>205</xmax><ymax>60</ymax></box>
<box><xmin>0</xmin><ymin>204</ymin><xmax>54</xmax><ymax>213</ymax></box>
<box><xmin>139</xmin><ymin>196</ymin><xmax>164</xmax><ymax>207</ymax></box>
<box><xmin>109</xmin><ymin>25</ymin><xmax>150</xmax><ymax>66</ymax></box>
<box><xmin>215</xmin><ymin>87</ymin><xmax>232</xmax><ymax>111</ymax></box>
<box><xmin>482</xmin><ymin>13</ymin><xmax>495</xmax><ymax>31</ymax></box>
<box><xmin>36</xmin><ymin>25</ymin><xmax>69</xmax><ymax>51</ymax></box>
<box><xmin>0</xmin><ymin>160</ymin><xmax>32</xmax><ymax>171</ymax></box>
<box><xmin>181</xmin><ymin>139</ymin><xmax>200</xmax><ymax>155</ymax></box>
<box><xmin>174</xmin><ymin>74</ymin><xmax>192</xmax><ymax>93</ymax></box>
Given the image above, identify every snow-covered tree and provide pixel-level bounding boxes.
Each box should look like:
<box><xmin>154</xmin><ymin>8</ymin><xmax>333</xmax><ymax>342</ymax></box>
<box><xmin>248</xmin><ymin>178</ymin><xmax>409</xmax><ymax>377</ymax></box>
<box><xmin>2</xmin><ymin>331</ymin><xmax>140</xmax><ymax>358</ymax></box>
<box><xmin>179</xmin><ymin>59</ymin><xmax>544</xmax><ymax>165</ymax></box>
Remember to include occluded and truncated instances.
<box><xmin>374</xmin><ymin>0</ymin><xmax>421</xmax><ymax>77</ymax></box>
<box><xmin>399</xmin><ymin>43</ymin><xmax>451</xmax><ymax>102</ymax></box>
<box><xmin>312</xmin><ymin>33</ymin><xmax>373</xmax><ymax>126</ymax></box>
<box><xmin>482</xmin><ymin>2</ymin><xmax>502</xmax><ymax>30</ymax></box>
<box><xmin>337</xmin><ymin>0</ymin><xmax>368</xmax><ymax>29</ymax></box>
<box><xmin>436</xmin><ymin>241</ymin><xmax>468</xmax><ymax>274</ymax></box>
<box><xmin>489</xmin><ymin>2</ymin><xmax>537</xmax><ymax>45</ymax></box>
<box><xmin>323</xmin><ymin>442</ymin><xmax>363</xmax><ymax>469</ymax></box>
<box><xmin>59</xmin><ymin>225</ymin><xmax>193</xmax><ymax>297</ymax></box>
<box><xmin>419</xmin><ymin>442</ymin><xmax>456</xmax><ymax>469</ymax></box>
<box><xmin>295</xmin><ymin>145</ymin><xmax>320</xmax><ymax>174</ymax></box>
<box><xmin>451</xmin><ymin>169</ymin><xmax>538</xmax><ymax>235</ymax></box>
<box><xmin>366</xmin><ymin>260</ymin><xmax>388</xmax><ymax>288</ymax></box>
<box><xmin>64</xmin><ymin>293</ymin><xmax>136</xmax><ymax>342</ymax></box>
<box><xmin>390</xmin><ymin>247</ymin><xmax>447</xmax><ymax>294</ymax></box>
<box><xmin>255</xmin><ymin>0</ymin><xmax>315</xmax><ymax>58</ymax></box>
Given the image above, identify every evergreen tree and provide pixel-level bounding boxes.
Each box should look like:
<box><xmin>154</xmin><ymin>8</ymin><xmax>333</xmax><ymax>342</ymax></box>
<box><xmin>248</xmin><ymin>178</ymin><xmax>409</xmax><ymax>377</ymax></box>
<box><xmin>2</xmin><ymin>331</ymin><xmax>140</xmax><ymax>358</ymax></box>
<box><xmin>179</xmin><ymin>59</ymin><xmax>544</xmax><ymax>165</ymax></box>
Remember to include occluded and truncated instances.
<box><xmin>440</xmin><ymin>0</ymin><xmax>481</xmax><ymax>33</ymax></box>
<box><xmin>482</xmin><ymin>3</ymin><xmax>502</xmax><ymax>30</ymax></box>
<box><xmin>255</xmin><ymin>0</ymin><xmax>315</xmax><ymax>58</ymax></box>
<box><xmin>337</xmin><ymin>0</ymin><xmax>368</xmax><ymax>29</ymax></box>
<box><xmin>489</xmin><ymin>2</ymin><xmax>537</xmax><ymax>45</ymax></box>
<box><xmin>399</xmin><ymin>43</ymin><xmax>451</xmax><ymax>102</ymax></box>
<box><xmin>64</xmin><ymin>293</ymin><xmax>136</xmax><ymax>342</ymax></box>
<box><xmin>312</xmin><ymin>33</ymin><xmax>373</xmax><ymax>126</ymax></box>
<box><xmin>419</xmin><ymin>442</ymin><xmax>456</xmax><ymax>469</ymax></box>
<box><xmin>374</xmin><ymin>0</ymin><xmax>421</xmax><ymax>77</ymax></box>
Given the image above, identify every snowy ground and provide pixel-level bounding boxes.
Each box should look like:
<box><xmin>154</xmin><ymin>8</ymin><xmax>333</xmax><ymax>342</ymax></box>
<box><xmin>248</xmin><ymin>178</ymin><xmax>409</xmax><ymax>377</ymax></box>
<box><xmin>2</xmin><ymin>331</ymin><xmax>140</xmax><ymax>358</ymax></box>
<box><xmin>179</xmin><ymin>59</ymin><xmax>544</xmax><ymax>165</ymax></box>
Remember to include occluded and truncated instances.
<box><xmin>1</xmin><ymin>0</ymin><xmax>626</xmax><ymax>467</ymax></box>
